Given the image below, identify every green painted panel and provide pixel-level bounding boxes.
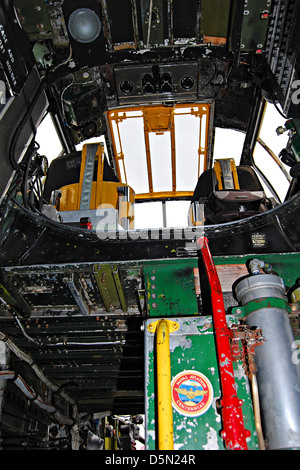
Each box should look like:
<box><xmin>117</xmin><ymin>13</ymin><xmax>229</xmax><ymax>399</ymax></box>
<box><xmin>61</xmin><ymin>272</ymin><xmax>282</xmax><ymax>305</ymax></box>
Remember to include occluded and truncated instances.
<box><xmin>201</xmin><ymin>0</ymin><xmax>231</xmax><ymax>38</ymax></box>
<box><xmin>144</xmin><ymin>253</ymin><xmax>300</xmax><ymax>317</ymax></box>
<box><xmin>14</xmin><ymin>0</ymin><xmax>53</xmax><ymax>41</ymax></box>
<box><xmin>144</xmin><ymin>263</ymin><xmax>199</xmax><ymax>317</ymax></box>
<box><xmin>143</xmin><ymin>253</ymin><xmax>300</xmax><ymax>319</ymax></box>
<box><xmin>145</xmin><ymin>316</ymin><xmax>258</xmax><ymax>450</ymax></box>
<box><xmin>239</xmin><ymin>0</ymin><xmax>271</xmax><ymax>51</ymax></box>
<box><xmin>140</xmin><ymin>0</ymin><xmax>166</xmax><ymax>44</ymax></box>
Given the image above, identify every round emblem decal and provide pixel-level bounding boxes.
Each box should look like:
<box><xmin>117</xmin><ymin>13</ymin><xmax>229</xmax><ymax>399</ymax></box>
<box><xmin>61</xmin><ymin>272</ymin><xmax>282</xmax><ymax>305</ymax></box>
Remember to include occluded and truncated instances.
<box><xmin>171</xmin><ymin>370</ymin><xmax>213</xmax><ymax>417</ymax></box>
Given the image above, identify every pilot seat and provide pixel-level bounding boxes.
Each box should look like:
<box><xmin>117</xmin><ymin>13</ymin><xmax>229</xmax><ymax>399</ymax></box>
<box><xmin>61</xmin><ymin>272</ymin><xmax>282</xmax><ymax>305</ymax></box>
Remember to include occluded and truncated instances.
<box><xmin>190</xmin><ymin>158</ymin><xmax>271</xmax><ymax>225</ymax></box>
<box><xmin>43</xmin><ymin>143</ymin><xmax>134</xmax><ymax>230</ymax></box>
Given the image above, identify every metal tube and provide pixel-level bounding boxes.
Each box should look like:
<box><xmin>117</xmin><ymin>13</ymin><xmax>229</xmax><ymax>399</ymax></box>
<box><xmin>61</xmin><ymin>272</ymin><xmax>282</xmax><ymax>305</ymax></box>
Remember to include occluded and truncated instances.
<box><xmin>167</xmin><ymin>0</ymin><xmax>174</xmax><ymax>45</ymax></box>
<box><xmin>99</xmin><ymin>0</ymin><xmax>113</xmax><ymax>52</ymax></box>
<box><xmin>147</xmin><ymin>0</ymin><xmax>153</xmax><ymax>47</ymax></box>
<box><xmin>235</xmin><ymin>274</ymin><xmax>300</xmax><ymax>449</ymax></box>
<box><xmin>130</xmin><ymin>0</ymin><xmax>140</xmax><ymax>49</ymax></box>
<box><xmin>199</xmin><ymin>237</ymin><xmax>249</xmax><ymax>450</ymax></box>
<box><xmin>246</xmin><ymin>307</ymin><xmax>300</xmax><ymax>449</ymax></box>
<box><xmin>251</xmin><ymin>373</ymin><xmax>266</xmax><ymax>450</ymax></box>
<box><xmin>156</xmin><ymin>319</ymin><xmax>174</xmax><ymax>450</ymax></box>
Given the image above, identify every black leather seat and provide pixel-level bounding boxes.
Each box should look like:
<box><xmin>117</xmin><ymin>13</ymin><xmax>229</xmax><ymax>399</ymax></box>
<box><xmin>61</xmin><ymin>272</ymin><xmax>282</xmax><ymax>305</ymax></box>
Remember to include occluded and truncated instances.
<box><xmin>191</xmin><ymin>164</ymin><xmax>270</xmax><ymax>224</ymax></box>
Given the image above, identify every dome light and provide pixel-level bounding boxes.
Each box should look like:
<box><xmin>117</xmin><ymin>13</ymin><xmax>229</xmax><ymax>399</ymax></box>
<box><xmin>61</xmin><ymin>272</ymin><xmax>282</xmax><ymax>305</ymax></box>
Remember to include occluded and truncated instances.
<box><xmin>68</xmin><ymin>8</ymin><xmax>101</xmax><ymax>43</ymax></box>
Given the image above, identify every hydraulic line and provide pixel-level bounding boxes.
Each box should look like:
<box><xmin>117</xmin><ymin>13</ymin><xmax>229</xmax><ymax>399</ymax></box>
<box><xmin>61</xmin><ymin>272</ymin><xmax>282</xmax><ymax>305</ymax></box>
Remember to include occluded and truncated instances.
<box><xmin>0</xmin><ymin>330</ymin><xmax>84</xmax><ymax>425</ymax></box>
<box><xmin>199</xmin><ymin>237</ymin><xmax>250</xmax><ymax>450</ymax></box>
<box><xmin>0</xmin><ymin>370</ymin><xmax>73</xmax><ymax>424</ymax></box>
<box><xmin>251</xmin><ymin>373</ymin><xmax>265</xmax><ymax>450</ymax></box>
<box><xmin>0</xmin><ymin>296</ymin><xmax>41</xmax><ymax>346</ymax></box>
<box><xmin>0</xmin><ymin>298</ymin><xmax>125</xmax><ymax>349</ymax></box>
<box><xmin>0</xmin><ymin>175</ymin><xmax>23</xmax><ymax>244</ymax></box>
<box><xmin>9</xmin><ymin>82</ymin><xmax>45</xmax><ymax>172</ymax></box>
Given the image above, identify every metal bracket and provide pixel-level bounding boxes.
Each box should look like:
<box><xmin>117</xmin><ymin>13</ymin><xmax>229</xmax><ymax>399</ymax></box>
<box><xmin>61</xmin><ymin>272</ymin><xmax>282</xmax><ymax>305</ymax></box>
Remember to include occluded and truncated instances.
<box><xmin>232</xmin><ymin>297</ymin><xmax>291</xmax><ymax>318</ymax></box>
<box><xmin>93</xmin><ymin>264</ymin><xmax>127</xmax><ymax>312</ymax></box>
<box><xmin>229</xmin><ymin>324</ymin><xmax>265</xmax><ymax>379</ymax></box>
<box><xmin>64</xmin><ymin>272</ymin><xmax>90</xmax><ymax>316</ymax></box>
<box><xmin>147</xmin><ymin>319</ymin><xmax>179</xmax><ymax>334</ymax></box>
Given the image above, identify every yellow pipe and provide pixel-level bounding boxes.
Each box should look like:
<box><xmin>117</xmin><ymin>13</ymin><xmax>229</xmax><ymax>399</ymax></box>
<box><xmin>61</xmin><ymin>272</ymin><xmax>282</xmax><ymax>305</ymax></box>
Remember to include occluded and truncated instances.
<box><xmin>156</xmin><ymin>319</ymin><xmax>174</xmax><ymax>450</ymax></box>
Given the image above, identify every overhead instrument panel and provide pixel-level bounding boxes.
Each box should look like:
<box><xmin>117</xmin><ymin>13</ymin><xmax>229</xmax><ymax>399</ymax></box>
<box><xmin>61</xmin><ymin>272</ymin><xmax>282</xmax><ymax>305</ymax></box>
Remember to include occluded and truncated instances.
<box><xmin>114</xmin><ymin>62</ymin><xmax>198</xmax><ymax>105</ymax></box>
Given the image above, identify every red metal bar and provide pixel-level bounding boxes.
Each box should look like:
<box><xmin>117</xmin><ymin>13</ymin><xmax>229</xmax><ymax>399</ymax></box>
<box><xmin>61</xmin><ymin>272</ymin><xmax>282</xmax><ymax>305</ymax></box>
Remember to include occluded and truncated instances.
<box><xmin>198</xmin><ymin>237</ymin><xmax>250</xmax><ymax>450</ymax></box>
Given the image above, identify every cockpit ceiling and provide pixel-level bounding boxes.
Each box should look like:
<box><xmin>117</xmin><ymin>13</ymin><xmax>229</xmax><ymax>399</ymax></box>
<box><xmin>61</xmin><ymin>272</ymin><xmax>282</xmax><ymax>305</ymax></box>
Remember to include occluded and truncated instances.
<box><xmin>107</xmin><ymin>103</ymin><xmax>211</xmax><ymax>199</ymax></box>
<box><xmin>1</xmin><ymin>0</ymin><xmax>299</xmax><ymax>175</ymax></box>
<box><xmin>5</xmin><ymin>0</ymin><xmax>298</xmax><ymax>150</ymax></box>
<box><xmin>13</xmin><ymin>0</ymin><xmax>221</xmax><ymax>52</ymax></box>
<box><xmin>13</xmin><ymin>0</ymin><xmax>269</xmax><ymax>54</ymax></box>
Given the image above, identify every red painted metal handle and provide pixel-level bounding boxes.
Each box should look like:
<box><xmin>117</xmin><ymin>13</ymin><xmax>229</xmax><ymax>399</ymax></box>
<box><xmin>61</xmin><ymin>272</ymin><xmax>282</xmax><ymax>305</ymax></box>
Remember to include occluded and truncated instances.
<box><xmin>198</xmin><ymin>237</ymin><xmax>250</xmax><ymax>450</ymax></box>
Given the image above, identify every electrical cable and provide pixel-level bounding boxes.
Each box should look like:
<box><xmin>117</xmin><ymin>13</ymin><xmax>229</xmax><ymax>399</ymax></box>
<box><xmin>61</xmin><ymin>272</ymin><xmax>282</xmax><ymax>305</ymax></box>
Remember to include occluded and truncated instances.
<box><xmin>0</xmin><ymin>329</ymin><xmax>86</xmax><ymax>426</ymax></box>
<box><xmin>60</xmin><ymin>75</ymin><xmax>85</xmax><ymax>128</ymax></box>
<box><xmin>21</xmin><ymin>141</ymin><xmax>46</xmax><ymax>213</ymax></box>
<box><xmin>22</xmin><ymin>150</ymin><xmax>36</xmax><ymax>210</ymax></box>
<box><xmin>2</xmin><ymin>300</ymin><xmax>41</xmax><ymax>346</ymax></box>
<box><xmin>9</xmin><ymin>82</ymin><xmax>46</xmax><ymax>172</ymax></box>
<box><xmin>268</xmin><ymin>87</ymin><xmax>289</xmax><ymax>120</ymax></box>
<box><xmin>0</xmin><ymin>296</ymin><xmax>124</xmax><ymax>351</ymax></box>
<box><xmin>0</xmin><ymin>370</ymin><xmax>74</xmax><ymax>424</ymax></box>
<box><xmin>245</xmin><ymin>53</ymin><xmax>289</xmax><ymax>120</ymax></box>
<box><xmin>202</xmin><ymin>57</ymin><xmax>218</xmax><ymax>89</ymax></box>
<box><xmin>49</xmin><ymin>45</ymin><xmax>73</xmax><ymax>74</ymax></box>
<box><xmin>0</xmin><ymin>175</ymin><xmax>23</xmax><ymax>243</ymax></box>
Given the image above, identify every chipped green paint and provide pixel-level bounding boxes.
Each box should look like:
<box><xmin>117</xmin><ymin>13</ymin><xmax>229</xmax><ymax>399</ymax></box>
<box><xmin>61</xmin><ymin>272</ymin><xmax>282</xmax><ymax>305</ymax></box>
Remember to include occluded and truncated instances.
<box><xmin>145</xmin><ymin>316</ymin><xmax>258</xmax><ymax>450</ymax></box>
<box><xmin>142</xmin><ymin>253</ymin><xmax>300</xmax><ymax>449</ymax></box>
<box><xmin>144</xmin><ymin>264</ymin><xmax>199</xmax><ymax>317</ymax></box>
<box><xmin>144</xmin><ymin>253</ymin><xmax>300</xmax><ymax>318</ymax></box>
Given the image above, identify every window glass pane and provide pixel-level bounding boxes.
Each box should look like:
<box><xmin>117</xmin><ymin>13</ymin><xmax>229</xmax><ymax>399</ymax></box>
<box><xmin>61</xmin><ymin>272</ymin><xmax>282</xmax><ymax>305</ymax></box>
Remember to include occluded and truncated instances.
<box><xmin>149</xmin><ymin>132</ymin><xmax>173</xmax><ymax>192</ymax></box>
<box><xmin>134</xmin><ymin>201</ymin><xmax>163</xmax><ymax>228</ymax></box>
<box><xmin>113</xmin><ymin>114</ymin><xmax>149</xmax><ymax>194</ymax></box>
<box><xmin>175</xmin><ymin>112</ymin><xmax>201</xmax><ymax>191</ymax></box>
<box><xmin>253</xmin><ymin>103</ymin><xmax>291</xmax><ymax>202</ymax></box>
<box><xmin>133</xmin><ymin>200</ymin><xmax>191</xmax><ymax>229</ymax></box>
<box><xmin>36</xmin><ymin>114</ymin><xmax>63</xmax><ymax>164</ymax></box>
<box><xmin>253</xmin><ymin>144</ymin><xmax>289</xmax><ymax>201</ymax></box>
<box><xmin>258</xmin><ymin>103</ymin><xmax>289</xmax><ymax>155</ymax></box>
<box><xmin>166</xmin><ymin>200</ymin><xmax>190</xmax><ymax>227</ymax></box>
<box><xmin>213</xmin><ymin>127</ymin><xmax>245</xmax><ymax>165</ymax></box>
<box><xmin>109</xmin><ymin>105</ymin><xmax>210</xmax><ymax>196</ymax></box>
<box><xmin>76</xmin><ymin>135</ymin><xmax>107</xmax><ymax>152</ymax></box>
